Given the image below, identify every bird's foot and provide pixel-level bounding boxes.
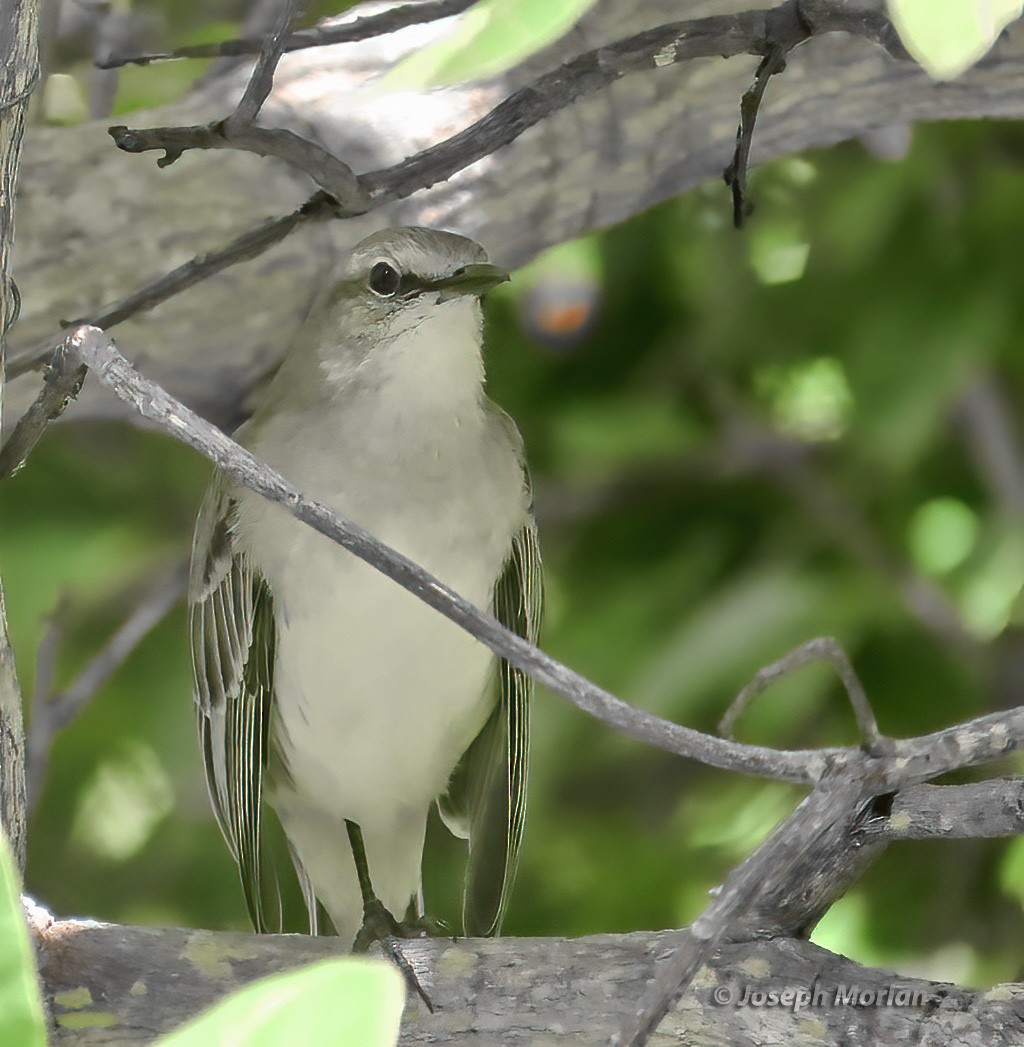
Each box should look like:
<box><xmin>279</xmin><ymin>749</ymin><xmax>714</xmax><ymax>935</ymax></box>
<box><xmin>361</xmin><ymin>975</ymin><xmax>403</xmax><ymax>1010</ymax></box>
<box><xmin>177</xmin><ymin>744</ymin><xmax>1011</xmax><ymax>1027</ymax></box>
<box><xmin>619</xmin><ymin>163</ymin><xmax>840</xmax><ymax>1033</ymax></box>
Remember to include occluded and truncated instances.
<box><xmin>353</xmin><ymin>898</ymin><xmax>435</xmax><ymax>1012</ymax></box>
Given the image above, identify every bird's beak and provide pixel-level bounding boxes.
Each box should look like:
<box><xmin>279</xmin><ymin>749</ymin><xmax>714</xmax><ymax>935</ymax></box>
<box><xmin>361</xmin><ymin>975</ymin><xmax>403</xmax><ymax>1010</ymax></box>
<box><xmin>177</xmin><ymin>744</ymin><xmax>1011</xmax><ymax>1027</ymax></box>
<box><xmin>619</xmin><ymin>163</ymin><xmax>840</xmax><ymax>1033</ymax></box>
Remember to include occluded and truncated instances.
<box><xmin>429</xmin><ymin>263</ymin><xmax>510</xmax><ymax>301</ymax></box>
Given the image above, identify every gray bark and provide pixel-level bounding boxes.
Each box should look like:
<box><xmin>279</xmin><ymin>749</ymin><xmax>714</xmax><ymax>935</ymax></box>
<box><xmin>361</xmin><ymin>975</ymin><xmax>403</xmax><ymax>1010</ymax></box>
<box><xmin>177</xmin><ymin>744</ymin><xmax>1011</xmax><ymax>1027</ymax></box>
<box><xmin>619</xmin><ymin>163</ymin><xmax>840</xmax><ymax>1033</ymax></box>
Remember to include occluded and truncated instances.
<box><xmin>31</xmin><ymin>917</ymin><xmax>1024</xmax><ymax>1045</ymax></box>
<box><xmin>1</xmin><ymin>0</ymin><xmax>38</xmax><ymax>872</ymax></box>
<box><xmin>7</xmin><ymin>3</ymin><xmax>1024</xmax><ymax>426</ymax></box>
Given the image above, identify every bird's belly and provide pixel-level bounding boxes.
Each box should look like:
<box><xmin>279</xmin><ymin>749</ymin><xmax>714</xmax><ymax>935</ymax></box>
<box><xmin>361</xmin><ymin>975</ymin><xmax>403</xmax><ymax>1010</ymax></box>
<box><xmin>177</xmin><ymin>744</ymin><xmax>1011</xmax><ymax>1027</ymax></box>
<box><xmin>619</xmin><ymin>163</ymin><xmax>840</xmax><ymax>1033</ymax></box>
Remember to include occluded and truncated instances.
<box><xmin>255</xmin><ymin>502</ymin><xmax>509</xmax><ymax>827</ymax></box>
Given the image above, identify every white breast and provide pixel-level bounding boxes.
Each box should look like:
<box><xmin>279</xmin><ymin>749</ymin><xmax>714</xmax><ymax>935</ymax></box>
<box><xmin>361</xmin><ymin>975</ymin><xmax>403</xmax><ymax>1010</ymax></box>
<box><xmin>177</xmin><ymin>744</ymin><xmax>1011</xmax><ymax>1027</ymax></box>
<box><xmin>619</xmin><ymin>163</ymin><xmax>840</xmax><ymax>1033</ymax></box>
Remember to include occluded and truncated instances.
<box><xmin>229</xmin><ymin>373</ymin><xmax>528</xmax><ymax>939</ymax></box>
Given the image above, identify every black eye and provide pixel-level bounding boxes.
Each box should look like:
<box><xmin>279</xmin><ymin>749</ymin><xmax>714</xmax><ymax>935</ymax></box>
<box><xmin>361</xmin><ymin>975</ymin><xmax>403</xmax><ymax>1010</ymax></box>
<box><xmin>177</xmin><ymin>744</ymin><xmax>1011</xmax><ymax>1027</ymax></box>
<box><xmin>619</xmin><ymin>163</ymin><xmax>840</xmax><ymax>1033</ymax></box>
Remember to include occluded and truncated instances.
<box><xmin>369</xmin><ymin>261</ymin><xmax>400</xmax><ymax>297</ymax></box>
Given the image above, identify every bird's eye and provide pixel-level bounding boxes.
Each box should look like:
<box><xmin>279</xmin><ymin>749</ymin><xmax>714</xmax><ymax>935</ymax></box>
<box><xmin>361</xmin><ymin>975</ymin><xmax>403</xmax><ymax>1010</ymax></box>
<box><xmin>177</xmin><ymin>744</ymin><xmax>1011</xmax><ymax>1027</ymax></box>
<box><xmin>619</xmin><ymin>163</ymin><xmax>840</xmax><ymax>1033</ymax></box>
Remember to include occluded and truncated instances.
<box><xmin>368</xmin><ymin>261</ymin><xmax>401</xmax><ymax>297</ymax></box>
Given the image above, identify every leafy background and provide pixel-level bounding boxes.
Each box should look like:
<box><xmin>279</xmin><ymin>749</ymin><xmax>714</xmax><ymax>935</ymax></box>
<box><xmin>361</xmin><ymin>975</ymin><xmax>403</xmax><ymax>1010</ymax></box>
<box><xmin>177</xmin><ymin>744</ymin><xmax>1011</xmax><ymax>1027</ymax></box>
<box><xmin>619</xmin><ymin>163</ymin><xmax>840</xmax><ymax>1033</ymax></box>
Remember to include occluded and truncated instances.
<box><xmin>3</xmin><ymin>0</ymin><xmax>1024</xmax><ymax>994</ymax></box>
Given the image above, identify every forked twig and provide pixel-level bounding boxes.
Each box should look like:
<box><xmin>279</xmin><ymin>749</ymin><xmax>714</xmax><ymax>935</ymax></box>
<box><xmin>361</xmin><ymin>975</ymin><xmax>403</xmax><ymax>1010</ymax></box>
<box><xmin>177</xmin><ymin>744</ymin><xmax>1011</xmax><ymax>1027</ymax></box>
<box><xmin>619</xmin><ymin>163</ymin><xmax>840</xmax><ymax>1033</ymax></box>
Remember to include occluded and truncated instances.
<box><xmin>718</xmin><ymin>636</ymin><xmax>881</xmax><ymax>747</ymax></box>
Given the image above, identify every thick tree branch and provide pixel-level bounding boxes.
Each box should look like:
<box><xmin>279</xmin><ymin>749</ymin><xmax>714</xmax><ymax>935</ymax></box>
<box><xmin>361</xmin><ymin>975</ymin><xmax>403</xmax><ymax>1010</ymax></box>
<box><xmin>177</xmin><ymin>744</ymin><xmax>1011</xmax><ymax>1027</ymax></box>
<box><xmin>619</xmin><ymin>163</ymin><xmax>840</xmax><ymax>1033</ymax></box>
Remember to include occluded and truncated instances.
<box><xmin>31</xmin><ymin>917</ymin><xmax>1024</xmax><ymax>1043</ymax></box>
<box><xmin>0</xmin><ymin>0</ymin><xmax>40</xmax><ymax>873</ymax></box>
<box><xmin>618</xmin><ymin>775</ymin><xmax>879</xmax><ymax>1044</ymax></box>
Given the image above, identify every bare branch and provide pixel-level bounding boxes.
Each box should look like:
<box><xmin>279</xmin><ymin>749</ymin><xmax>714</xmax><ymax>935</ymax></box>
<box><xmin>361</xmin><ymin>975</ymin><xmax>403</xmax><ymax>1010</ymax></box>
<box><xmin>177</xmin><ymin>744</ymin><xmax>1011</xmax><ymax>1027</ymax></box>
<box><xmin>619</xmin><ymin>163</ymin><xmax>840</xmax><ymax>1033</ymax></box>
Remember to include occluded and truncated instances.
<box><xmin>718</xmin><ymin>636</ymin><xmax>880</xmax><ymax>747</ymax></box>
<box><xmin>110</xmin><ymin>8</ymin><xmax>794</xmax><ymax>198</ymax></box>
<box><xmin>98</xmin><ymin>0</ymin><xmax>478</xmax><ymax>69</ymax></box>
<box><xmin>882</xmin><ymin>779</ymin><xmax>1024</xmax><ymax>841</ymax></box>
<box><xmin>35</xmin><ymin>918</ymin><xmax>1023</xmax><ymax>1044</ymax></box>
<box><xmin>25</xmin><ymin>566</ymin><xmax>187</xmax><ymax>811</ymax></box>
<box><xmin>0</xmin><ymin>344</ymin><xmax>87</xmax><ymax>477</ymax></box>
<box><xmin>59</xmin><ymin>325</ymin><xmax>831</xmax><ymax>784</ymax></box>
<box><xmin>108</xmin><ymin>123</ymin><xmax>364</xmax><ymax>208</ymax></box>
<box><xmin>227</xmin><ymin>0</ymin><xmax>303</xmax><ymax>132</ymax></box>
<box><xmin>723</xmin><ymin>37</ymin><xmax>790</xmax><ymax>226</ymax></box>
<box><xmin>617</xmin><ymin>776</ymin><xmax>876</xmax><ymax>1045</ymax></box>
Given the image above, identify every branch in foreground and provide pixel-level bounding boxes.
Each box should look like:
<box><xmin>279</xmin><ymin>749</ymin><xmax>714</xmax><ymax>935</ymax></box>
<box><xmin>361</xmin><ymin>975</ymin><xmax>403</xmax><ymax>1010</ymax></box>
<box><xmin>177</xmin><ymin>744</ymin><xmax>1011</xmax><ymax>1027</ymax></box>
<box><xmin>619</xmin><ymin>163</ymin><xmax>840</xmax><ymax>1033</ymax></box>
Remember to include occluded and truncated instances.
<box><xmin>617</xmin><ymin>775</ymin><xmax>878</xmax><ymax>1044</ymax></box>
<box><xmin>57</xmin><ymin>325</ymin><xmax>824</xmax><ymax>784</ymax></box>
<box><xmin>98</xmin><ymin>0</ymin><xmax>477</xmax><ymax>68</ymax></box>
<box><xmin>18</xmin><ymin>326</ymin><xmax>1024</xmax><ymax>792</ymax></box>
<box><xmin>32</xmin><ymin>918</ymin><xmax>1024</xmax><ymax>1043</ymax></box>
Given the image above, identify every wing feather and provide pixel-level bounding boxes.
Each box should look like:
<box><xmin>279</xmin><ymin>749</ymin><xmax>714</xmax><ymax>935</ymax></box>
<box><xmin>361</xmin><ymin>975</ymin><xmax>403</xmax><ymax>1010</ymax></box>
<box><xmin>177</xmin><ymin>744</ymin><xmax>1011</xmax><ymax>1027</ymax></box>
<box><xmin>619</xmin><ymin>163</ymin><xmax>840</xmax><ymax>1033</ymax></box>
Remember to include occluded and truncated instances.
<box><xmin>189</xmin><ymin>478</ymin><xmax>276</xmax><ymax>932</ymax></box>
<box><xmin>452</xmin><ymin>513</ymin><xmax>543</xmax><ymax>937</ymax></box>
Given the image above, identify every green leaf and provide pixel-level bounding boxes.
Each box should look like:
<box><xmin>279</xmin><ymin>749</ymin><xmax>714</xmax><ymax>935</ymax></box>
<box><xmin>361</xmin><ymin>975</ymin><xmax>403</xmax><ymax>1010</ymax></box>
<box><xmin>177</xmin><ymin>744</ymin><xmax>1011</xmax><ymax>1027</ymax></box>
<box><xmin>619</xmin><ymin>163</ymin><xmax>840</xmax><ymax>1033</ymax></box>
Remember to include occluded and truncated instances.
<box><xmin>0</xmin><ymin>836</ymin><xmax>47</xmax><ymax>1047</ymax></box>
<box><xmin>383</xmin><ymin>0</ymin><xmax>596</xmax><ymax>88</ymax></box>
<box><xmin>888</xmin><ymin>0</ymin><xmax>1022</xmax><ymax>79</ymax></box>
<box><xmin>159</xmin><ymin>958</ymin><xmax>404</xmax><ymax>1046</ymax></box>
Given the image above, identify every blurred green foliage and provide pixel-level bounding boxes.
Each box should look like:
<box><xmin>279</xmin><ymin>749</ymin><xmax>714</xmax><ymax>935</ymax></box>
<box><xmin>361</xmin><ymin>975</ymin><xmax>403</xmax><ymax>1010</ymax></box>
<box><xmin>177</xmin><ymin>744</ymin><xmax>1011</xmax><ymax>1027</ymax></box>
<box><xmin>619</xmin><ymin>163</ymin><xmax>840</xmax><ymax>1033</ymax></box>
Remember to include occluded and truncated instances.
<box><xmin>4</xmin><ymin>1</ymin><xmax>1024</xmax><ymax>1004</ymax></box>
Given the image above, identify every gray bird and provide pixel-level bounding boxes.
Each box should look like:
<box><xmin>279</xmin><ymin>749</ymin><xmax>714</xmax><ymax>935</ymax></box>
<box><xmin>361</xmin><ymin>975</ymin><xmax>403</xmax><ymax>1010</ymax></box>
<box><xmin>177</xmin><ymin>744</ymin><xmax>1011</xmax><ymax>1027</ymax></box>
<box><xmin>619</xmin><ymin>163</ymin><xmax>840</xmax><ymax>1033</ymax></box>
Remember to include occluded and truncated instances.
<box><xmin>189</xmin><ymin>226</ymin><xmax>541</xmax><ymax>947</ymax></box>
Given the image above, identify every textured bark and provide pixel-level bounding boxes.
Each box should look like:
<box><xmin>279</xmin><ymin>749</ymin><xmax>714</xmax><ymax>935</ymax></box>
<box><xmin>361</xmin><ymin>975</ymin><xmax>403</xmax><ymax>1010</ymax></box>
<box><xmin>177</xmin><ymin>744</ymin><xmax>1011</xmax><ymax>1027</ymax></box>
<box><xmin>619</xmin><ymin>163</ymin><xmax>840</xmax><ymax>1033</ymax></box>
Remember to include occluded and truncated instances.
<box><xmin>32</xmin><ymin>918</ymin><xmax>1024</xmax><ymax>1045</ymax></box>
<box><xmin>6</xmin><ymin>3</ymin><xmax>1024</xmax><ymax>425</ymax></box>
<box><xmin>0</xmin><ymin>0</ymin><xmax>38</xmax><ymax>872</ymax></box>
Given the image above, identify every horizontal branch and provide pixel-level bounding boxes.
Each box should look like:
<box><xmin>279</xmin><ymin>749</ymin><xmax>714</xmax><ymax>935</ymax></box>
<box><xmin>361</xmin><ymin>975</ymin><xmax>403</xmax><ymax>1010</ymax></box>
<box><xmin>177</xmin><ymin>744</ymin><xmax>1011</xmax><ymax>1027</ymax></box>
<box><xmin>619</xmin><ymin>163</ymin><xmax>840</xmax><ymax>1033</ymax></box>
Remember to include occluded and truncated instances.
<box><xmin>108</xmin><ymin>122</ymin><xmax>365</xmax><ymax>208</ymax></box>
<box><xmin>885</xmin><ymin>779</ymin><xmax>1024</xmax><ymax>840</ymax></box>
<box><xmin>32</xmin><ymin>916</ymin><xmax>1024</xmax><ymax>1043</ymax></box>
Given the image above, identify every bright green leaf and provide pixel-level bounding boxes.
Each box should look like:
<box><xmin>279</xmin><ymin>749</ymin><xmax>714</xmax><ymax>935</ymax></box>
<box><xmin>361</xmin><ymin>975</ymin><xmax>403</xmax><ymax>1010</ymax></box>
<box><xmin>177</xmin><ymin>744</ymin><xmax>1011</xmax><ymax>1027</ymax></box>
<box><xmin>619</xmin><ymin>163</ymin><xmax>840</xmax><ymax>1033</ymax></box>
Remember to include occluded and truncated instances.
<box><xmin>748</xmin><ymin>219</ymin><xmax>810</xmax><ymax>285</ymax></box>
<box><xmin>383</xmin><ymin>0</ymin><xmax>597</xmax><ymax>88</ymax></box>
<box><xmin>908</xmin><ymin>498</ymin><xmax>978</xmax><ymax>575</ymax></box>
<box><xmin>0</xmin><ymin>836</ymin><xmax>47</xmax><ymax>1047</ymax></box>
<box><xmin>159</xmin><ymin>958</ymin><xmax>404</xmax><ymax>1046</ymax></box>
<box><xmin>888</xmin><ymin>0</ymin><xmax>1022</xmax><ymax>80</ymax></box>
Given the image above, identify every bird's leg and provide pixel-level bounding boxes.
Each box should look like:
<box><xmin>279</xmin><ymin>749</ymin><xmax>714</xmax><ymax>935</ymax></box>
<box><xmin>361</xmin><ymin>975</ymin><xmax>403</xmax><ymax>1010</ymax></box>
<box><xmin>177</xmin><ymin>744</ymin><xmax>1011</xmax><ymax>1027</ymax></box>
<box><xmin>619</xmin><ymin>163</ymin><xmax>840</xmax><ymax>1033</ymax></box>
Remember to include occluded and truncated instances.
<box><xmin>344</xmin><ymin>819</ymin><xmax>434</xmax><ymax>1011</ymax></box>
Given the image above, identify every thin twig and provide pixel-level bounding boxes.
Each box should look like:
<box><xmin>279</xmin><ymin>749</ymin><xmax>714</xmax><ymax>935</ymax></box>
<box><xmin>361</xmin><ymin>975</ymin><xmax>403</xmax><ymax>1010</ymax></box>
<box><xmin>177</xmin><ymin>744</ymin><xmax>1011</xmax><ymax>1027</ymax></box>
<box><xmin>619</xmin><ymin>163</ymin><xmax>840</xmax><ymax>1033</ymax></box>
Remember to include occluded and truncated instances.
<box><xmin>25</xmin><ymin>565</ymin><xmax>188</xmax><ymax>811</ymax></box>
<box><xmin>722</xmin><ymin>3</ymin><xmax>800</xmax><ymax>227</ymax></box>
<box><xmin>8</xmin><ymin>191</ymin><xmax>340</xmax><ymax>380</ymax></box>
<box><xmin>718</xmin><ymin>636</ymin><xmax>881</xmax><ymax>747</ymax></box>
<box><xmin>0</xmin><ymin>344</ymin><xmax>87</xmax><ymax>477</ymax></box>
<box><xmin>108</xmin><ymin>123</ymin><xmax>364</xmax><ymax>207</ymax></box>
<box><xmin>98</xmin><ymin>0</ymin><xmax>478</xmax><ymax>68</ymax></box>
<box><xmin>227</xmin><ymin>0</ymin><xmax>302</xmax><ymax>133</ymax></box>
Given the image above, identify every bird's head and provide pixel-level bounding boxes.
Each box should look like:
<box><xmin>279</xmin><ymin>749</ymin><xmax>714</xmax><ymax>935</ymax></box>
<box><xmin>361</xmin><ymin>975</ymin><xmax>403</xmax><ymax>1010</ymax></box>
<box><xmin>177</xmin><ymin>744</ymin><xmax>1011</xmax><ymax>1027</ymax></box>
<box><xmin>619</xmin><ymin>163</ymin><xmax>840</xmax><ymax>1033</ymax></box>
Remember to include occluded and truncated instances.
<box><xmin>304</xmin><ymin>227</ymin><xmax>509</xmax><ymax>399</ymax></box>
<box><xmin>329</xmin><ymin>226</ymin><xmax>507</xmax><ymax>340</ymax></box>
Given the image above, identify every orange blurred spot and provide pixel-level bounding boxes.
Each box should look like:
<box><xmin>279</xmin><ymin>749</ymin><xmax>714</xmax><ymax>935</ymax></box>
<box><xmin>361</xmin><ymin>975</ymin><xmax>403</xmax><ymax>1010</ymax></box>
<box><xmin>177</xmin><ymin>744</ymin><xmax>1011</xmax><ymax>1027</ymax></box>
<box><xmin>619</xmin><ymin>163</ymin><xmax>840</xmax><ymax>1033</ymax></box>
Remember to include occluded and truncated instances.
<box><xmin>536</xmin><ymin>301</ymin><xmax>590</xmax><ymax>335</ymax></box>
